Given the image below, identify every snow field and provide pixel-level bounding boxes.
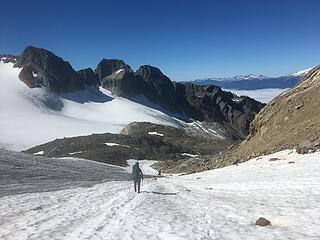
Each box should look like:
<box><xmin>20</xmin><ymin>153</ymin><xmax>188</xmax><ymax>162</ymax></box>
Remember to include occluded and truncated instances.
<box><xmin>1</xmin><ymin>150</ymin><xmax>319</xmax><ymax>239</ymax></box>
<box><xmin>0</xmin><ymin>61</ymin><xmax>179</xmax><ymax>150</ymax></box>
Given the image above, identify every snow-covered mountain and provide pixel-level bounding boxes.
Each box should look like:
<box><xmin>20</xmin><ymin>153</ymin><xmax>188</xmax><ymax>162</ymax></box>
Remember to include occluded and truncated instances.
<box><xmin>0</xmin><ymin>60</ymin><xmax>179</xmax><ymax>150</ymax></box>
<box><xmin>199</xmin><ymin>74</ymin><xmax>269</xmax><ymax>82</ymax></box>
<box><xmin>0</xmin><ymin>46</ymin><xmax>265</xmax><ymax>151</ymax></box>
<box><xmin>190</xmin><ymin>67</ymin><xmax>314</xmax><ymax>90</ymax></box>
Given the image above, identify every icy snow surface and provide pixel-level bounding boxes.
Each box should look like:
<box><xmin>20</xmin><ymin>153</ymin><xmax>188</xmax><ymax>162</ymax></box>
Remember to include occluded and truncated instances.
<box><xmin>1</xmin><ymin>150</ymin><xmax>320</xmax><ymax>239</ymax></box>
<box><xmin>0</xmin><ymin>62</ymin><xmax>179</xmax><ymax>150</ymax></box>
<box><xmin>126</xmin><ymin>159</ymin><xmax>159</xmax><ymax>176</ymax></box>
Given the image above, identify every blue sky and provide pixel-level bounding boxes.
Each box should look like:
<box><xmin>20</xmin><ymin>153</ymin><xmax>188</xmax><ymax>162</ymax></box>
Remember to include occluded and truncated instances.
<box><xmin>1</xmin><ymin>0</ymin><xmax>319</xmax><ymax>81</ymax></box>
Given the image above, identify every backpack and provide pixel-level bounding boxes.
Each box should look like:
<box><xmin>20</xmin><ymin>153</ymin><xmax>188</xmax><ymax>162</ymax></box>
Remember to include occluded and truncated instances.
<box><xmin>132</xmin><ymin>164</ymin><xmax>141</xmax><ymax>181</ymax></box>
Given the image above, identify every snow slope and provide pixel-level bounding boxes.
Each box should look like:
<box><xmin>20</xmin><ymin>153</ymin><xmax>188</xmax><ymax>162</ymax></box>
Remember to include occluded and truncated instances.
<box><xmin>0</xmin><ymin>61</ymin><xmax>180</xmax><ymax>150</ymax></box>
<box><xmin>1</xmin><ymin>149</ymin><xmax>319</xmax><ymax>240</ymax></box>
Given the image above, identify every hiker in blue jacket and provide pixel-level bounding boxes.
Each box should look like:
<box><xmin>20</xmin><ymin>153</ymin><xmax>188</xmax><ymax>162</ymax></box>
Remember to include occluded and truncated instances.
<box><xmin>132</xmin><ymin>162</ymin><xmax>144</xmax><ymax>193</ymax></box>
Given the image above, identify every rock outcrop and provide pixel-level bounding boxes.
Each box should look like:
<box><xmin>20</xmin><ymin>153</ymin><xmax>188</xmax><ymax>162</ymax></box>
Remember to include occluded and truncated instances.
<box><xmin>0</xmin><ymin>54</ymin><xmax>18</xmax><ymax>64</ymax></box>
<box><xmin>10</xmin><ymin>46</ymin><xmax>264</xmax><ymax>137</ymax></box>
<box><xmin>101</xmin><ymin>69</ymin><xmax>140</xmax><ymax>97</ymax></box>
<box><xmin>95</xmin><ymin>59</ymin><xmax>132</xmax><ymax>80</ymax></box>
<box><xmin>77</xmin><ymin>68</ymin><xmax>100</xmax><ymax>87</ymax></box>
<box><xmin>255</xmin><ymin>217</ymin><xmax>271</xmax><ymax>227</ymax></box>
<box><xmin>25</xmin><ymin>122</ymin><xmax>235</xmax><ymax>166</ymax></box>
<box><xmin>99</xmin><ymin>63</ymin><xmax>265</xmax><ymax>137</ymax></box>
<box><xmin>237</xmin><ymin>65</ymin><xmax>320</xmax><ymax>158</ymax></box>
<box><xmin>173</xmin><ymin>83</ymin><xmax>265</xmax><ymax>136</ymax></box>
<box><xmin>15</xmin><ymin>46</ymin><xmax>88</xmax><ymax>92</ymax></box>
<box><xmin>135</xmin><ymin>65</ymin><xmax>193</xmax><ymax>113</ymax></box>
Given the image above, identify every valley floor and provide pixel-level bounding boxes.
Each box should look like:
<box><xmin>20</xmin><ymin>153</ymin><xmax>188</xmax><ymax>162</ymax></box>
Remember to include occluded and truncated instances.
<box><xmin>1</xmin><ymin>150</ymin><xmax>320</xmax><ymax>240</ymax></box>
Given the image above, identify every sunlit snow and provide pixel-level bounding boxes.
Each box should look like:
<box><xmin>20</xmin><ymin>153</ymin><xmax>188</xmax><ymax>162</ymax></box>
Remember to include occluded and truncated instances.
<box><xmin>1</xmin><ymin>150</ymin><xmax>319</xmax><ymax>239</ymax></box>
<box><xmin>148</xmin><ymin>131</ymin><xmax>164</xmax><ymax>136</ymax></box>
<box><xmin>0</xmin><ymin>62</ymin><xmax>180</xmax><ymax>150</ymax></box>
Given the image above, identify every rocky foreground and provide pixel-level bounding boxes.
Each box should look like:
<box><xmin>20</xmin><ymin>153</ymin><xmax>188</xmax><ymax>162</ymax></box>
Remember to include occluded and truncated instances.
<box><xmin>25</xmin><ymin>122</ymin><xmax>237</xmax><ymax>166</ymax></box>
<box><xmin>237</xmin><ymin>65</ymin><xmax>320</xmax><ymax>158</ymax></box>
<box><xmin>156</xmin><ymin>65</ymin><xmax>320</xmax><ymax>173</ymax></box>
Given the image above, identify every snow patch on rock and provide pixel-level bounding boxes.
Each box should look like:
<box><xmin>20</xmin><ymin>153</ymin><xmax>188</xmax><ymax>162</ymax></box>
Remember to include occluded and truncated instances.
<box><xmin>33</xmin><ymin>150</ymin><xmax>44</xmax><ymax>155</ymax></box>
<box><xmin>105</xmin><ymin>143</ymin><xmax>131</xmax><ymax>148</ymax></box>
<box><xmin>148</xmin><ymin>131</ymin><xmax>164</xmax><ymax>137</ymax></box>
<box><xmin>181</xmin><ymin>153</ymin><xmax>198</xmax><ymax>158</ymax></box>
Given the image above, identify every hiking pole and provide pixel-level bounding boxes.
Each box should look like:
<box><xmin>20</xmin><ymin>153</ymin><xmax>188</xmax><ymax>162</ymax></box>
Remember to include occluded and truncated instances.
<box><xmin>128</xmin><ymin>180</ymin><xmax>132</xmax><ymax>193</ymax></box>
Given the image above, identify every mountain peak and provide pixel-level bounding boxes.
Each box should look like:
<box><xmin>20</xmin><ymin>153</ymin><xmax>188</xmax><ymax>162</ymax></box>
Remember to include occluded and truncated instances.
<box><xmin>95</xmin><ymin>59</ymin><xmax>132</xmax><ymax>80</ymax></box>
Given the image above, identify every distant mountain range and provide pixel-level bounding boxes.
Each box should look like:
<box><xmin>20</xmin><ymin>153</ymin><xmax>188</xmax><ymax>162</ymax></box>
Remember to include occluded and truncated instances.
<box><xmin>187</xmin><ymin>67</ymin><xmax>314</xmax><ymax>90</ymax></box>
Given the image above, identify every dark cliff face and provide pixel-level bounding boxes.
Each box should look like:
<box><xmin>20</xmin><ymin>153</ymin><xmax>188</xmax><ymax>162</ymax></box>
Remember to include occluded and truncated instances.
<box><xmin>77</xmin><ymin>68</ymin><xmax>100</xmax><ymax>87</ymax></box>
<box><xmin>101</xmin><ymin>69</ymin><xmax>140</xmax><ymax>97</ymax></box>
<box><xmin>134</xmin><ymin>65</ymin><xmax>190</xmax><ymax>113</ymax></box>
<box><xmin>15</xmin><ymin>46</ymin><xmax>88</xmax><ymax>92</ymax></box>
<box><xmin>11</xmin><ymin>46</ymin><xmax>264</xmax><ymax>137</ymax></box>
<box><xmin>173</xmin><ymin>83</ymin><xmax>265</xmax><ymax>136</ymax></box>
<box><xmin>95</xmin><ymin>59</ymin><xmax>132</xmax><ymax>80</ymax></box>
<box><xmin>99</xmin><ymin>63</ymin><xmax>265</xmax><ymax>137</ymax></box>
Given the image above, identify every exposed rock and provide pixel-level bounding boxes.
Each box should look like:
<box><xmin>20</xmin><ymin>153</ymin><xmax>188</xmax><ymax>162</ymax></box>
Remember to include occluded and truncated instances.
<box><xmin>255</xmin><ymin>217</ymin><xmax>271</xmax><ymax>226</ymax></box>
<box><xmin>237</xmin><ymin>65</ymin><xmax>320</xmax><ymax>158</ymax></box>
<box><xmin>18</xmin><ymin>65</ymin><xmax>41</xmax><ymax>88</ymax></box>
<box><xmin>154</xmin><ymin>148</ymin><xmax>240</xmax><ymax>174</ymax></box>
<box><xmin>101</xmin><ymin>64</ymin><xmax>265</xmax><ymax>137</ymax></box>
<box><xmin>269</xmin><ymin>158</ymin><xmax>279</xmax><ymax>161</ymax></box>
<box><xmin>173</xmin><ymin>83</ymin><xmax>265</xmax><ymax>136</ymax></box>
<box><xmin>0</xmin><ymin>54</ymin><xmax>18</xmax><ymax>64</ymax></box>
<box><xmin>296</xmin><ymin>147</ymin><xmax>309</xmax><ymax>154</ymax></box>
<box><xmin>9</xmin><ymin>46</ymin><xmax>264</xmax><ymax>139</ymax></box>
<box><xmin>101</xmin><ymin>69</ymin><xmax>140</xmax><ymax>97</ymax></box>
<box><xmin>15</xmin><ymin>46</ymin><xmax>86</xmax><ymax>92</ymax></box>
<box><xmin>135</xmin><ymin>65</ymin><xmax>190</xmax><ymax>114</ymax></box>
<box><xmin>95</xmin><ymin>58</ymin><xmax>132</xmax><ymax>80</ymax></box>
<box><xmin>25</xmin><ymin>122</ymin><xmax>236</xmax><ymax>166</ymax></box>
<box><xmin>77</xmin><ymin>68</ymin><xmax>99</xmax><ymax>87</ymax></box>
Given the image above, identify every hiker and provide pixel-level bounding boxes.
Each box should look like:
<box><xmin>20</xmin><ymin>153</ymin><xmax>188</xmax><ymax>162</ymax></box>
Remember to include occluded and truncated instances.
<box><xmin>132</xmin><ymin>162</ymin><xmax>143</xmax><ymax>193</ymax></box>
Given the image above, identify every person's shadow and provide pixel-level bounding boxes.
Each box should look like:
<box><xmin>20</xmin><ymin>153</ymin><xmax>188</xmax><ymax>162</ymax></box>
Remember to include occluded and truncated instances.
<box><xmin>141</xmin><ymin>191</ymin><xmax>178</xmax><ymax>196</ymax></box>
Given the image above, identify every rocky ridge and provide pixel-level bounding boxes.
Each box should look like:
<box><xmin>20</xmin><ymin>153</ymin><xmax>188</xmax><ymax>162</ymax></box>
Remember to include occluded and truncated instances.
<box><xmin>156</xmin><ymin>65</ymin><xmax>320</xmax><ymax>173</ymax></box>
<box><xmin>99</xmin><ymin>63</ymin><xmax>265</xmax><ymax>136</ymax></box>
<box><xmin>8</xmin><ymin>46</ymin><xmax>264</xmax><ymax>137</ymax></box>
<box><xmin>0</xmin><ymin>54</ymin><xmax>18</xmax><ymax>64</ymax></box>
<box><xmin>25</xmin><ymin>122</ymin><xmax>236</xmax><ymax>166</ymax></box>
<box><xmin>14</xmin><ymin>46</ymin><xmax>97</xmax><ymax>92</ymax></box>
